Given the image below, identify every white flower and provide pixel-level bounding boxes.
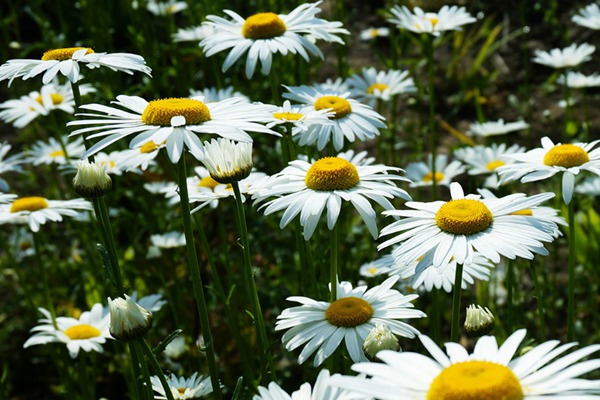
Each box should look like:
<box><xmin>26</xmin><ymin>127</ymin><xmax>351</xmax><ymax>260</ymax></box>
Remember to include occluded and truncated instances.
<box><xmin>573</xmin><ymin>3</ymin><xmax>600</xmax><ymax>30</ymax></box>
<box><xmin>453</xmin><ymin>143</ymin><xmax>526</xmax><ymax>188</ymax></box>
<box><xmin>576</xmin><ymin>175</ymin><xmax>600</xmax><ymax>196</ymax></box>
<box><xmin>388</xmin><ymin>5</ymin><xmax>476</xmax><ymax>36</ymax></box>
<box><xmin>146</xmin><ymin>0</ymin><xmax>187</xmax><ymax>15</ymax></box>
<box><xmin>556</xmin><ymin>71</ymin><xmax>600</xmax><ymax>88</ymax></box>
<box><xmin>346</xmin><ymin>67</ymin><xmax>416</xmax><ymax>105</ymax></box>
<box><xmin>189</xmin><ymin>86</ymin><xmax>249</xmax><ymax>103</ymax></box>
<box><xmin>131</xmin><ymin>291</ymin><xmax>167</xmax><ymax>313</ymax></box>
<box><xmin>405</xmin><ymin>154</ymin><xmax>465</xmax><ymax>188</ymax></box>
<box><xmin>464</xmin><ymin>304</ymin><xmax>495</xmax><ymax>337</ymax></box>
<box><xmin>275</xmin><ymin>276</ymin><xmax>425</xmax><ymax>366</ymax></box>
<box><xmin>265</xmin><ymin>100</ymin><xmax>333</xmax><ymax>133</ymax></box>
<box><xmin>28</xmin><ymin>137</ymin><xmax>86</xmax><ymax>166</ymax></box>
<box><xmin>359</xmin><ymin>258</ymin><xmax>392</xmax><ymax>278</ymax></box>
<box><xmin>0</xmin><ymin>142</ymin><xmax>24</xmax><ymax>191</ymax></box>
<box><xmin>108</xmin><ymin>294</ymin><xmax>153</xmax><ymax>341</ymax></box>
<box><xmin>150</xmin><ymin>231</ymin><xmax>186</xmax><ymax>249</ymax></box>
<box><xmin>532</xmin><ymin>43</ymin><xmax>595</xmax><ymax>69</ymax></box>
<box><xmin>362</xmin><ymin>324</ymin><xmax>400</xmax><ymax>361</ymax></box>
<box><xmin>117</xmin><ymin>140</ymin><xmax>164</xmax><ymax>171</ymax></box>
<box><xmin>0</xmin><ymin>196</ymin><xmax>92</xmax><ymax>232</ymax></box>
<box><xmin>172</xmin><ymin>25</ymin><xmax>216</xmax><ymax>42</ymax></box>
<box><xmin>200</xmin><ymin>138</ymin><xmax>253</xmax><ymax>183</ymax></box>
<box><xmin>151</xmin><ymin>372</ymin><xmax>214</xmax><ymax>400</ymax></box>
<box><xmin>0</xmin><ymin>47</ymin><xmax>151</xmax><ymax>85</ymax></box>
<box><xmin>359</xmin><ymin>27</ymin><xmax>390</xmax><ymax>41</ymax></box>
<box><xmin>93</xmin><ymin>150</ymin><xmax>134</xmax><ymax>176</ymax></box>
<box><xmin>73</xmin><ymin>160</ymin><xmax>113</xmax><ymax>197</ymax></box>
<box><xmin>468</xmin><ymin>119</ymin><xmax>529</xmax><ymax>137</ymax></box>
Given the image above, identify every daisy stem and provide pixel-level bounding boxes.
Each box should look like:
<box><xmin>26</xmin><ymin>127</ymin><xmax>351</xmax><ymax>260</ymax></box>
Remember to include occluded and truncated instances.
<box><xmin>563</xmin><ymin>69</ymin><xmax>572</xmax><ymax>142</ymax></box>
<box><xmin>127</xmin><ymin>342</ymin><xmax>145</xmax><ymax>400</ymax></box>
<box><xmin>32</xmin><ymin>232</ymin><xmax>58</xmax><ymax>329</ymax></box>
<box><xmin>231</xmin><ymin>181</ymin><xmax>276</xmax><ymax>384</ymax></box>
<box><xmin>285</xmin><ymin>123</ymin><xmax>297</xmax><ymax>161</ymax></box>
<box><xmin>330</xmin><ymin>222</ymin><xmax>339</xmax><ymax>302</ymax></box>
<box><xmin>139</xmin><ymin>338</ymin><xmax>176</xmax><ymax>400</ymax></box>
<box><xmin>424</xmin><ymin>35</ymin><xmax>438</xmax><ymax>199</ymax></box>
<box><xmin>70</xmin><ymin>81</ymin><xmax>82</xmax><ymax>109</ymax></box>
<box><xmin>450</xmin><ymin>262</ymin><xmax>464</xmax><ymax>342</ymax></box>
<box><xmin>506</xmin><ymin>259</ymin><xmax>514</xmax><ymax>333</ymax></box>
<box><xmin>94</xmin><ymin>197</ymin><xmax>125</xmax><ymax>295</ymax></box>
<box><xmin>567</xmin><ymin>199</ymin><xmax>576</xmax><ymax>341</ymax></box>
<box><xmin>529</xmin><ymin>260</ymin><xmax>546</xmax><ymax>342</ymax></box>
<box><xmin>176</xmin><ymin>156</ymin><xmax>222</xmax><ymax>399</ymax></box>
<box><xmin>269</xmin><ymin>66</ymin><xmax>280</xmax><ymax>104</ymax></box>
<box><xmin>132</xmin><ymin>341</ymin><xmax>155</xmax><ymax>400</ymax></box>
<box><xmin>431</xmin><ymin>288</ymin><xmax>442</xmax><ymax>344</ymax></box>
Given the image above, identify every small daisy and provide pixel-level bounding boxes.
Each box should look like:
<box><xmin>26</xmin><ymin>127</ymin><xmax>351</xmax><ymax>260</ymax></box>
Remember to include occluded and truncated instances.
<box><xmin>27</xmin><ymin>137</ymin><xmax>86</xmax><ymax>165</ymax></box>
<box><xmin>0</xmin><ymin>47</ymin><xmax>151</xmax><ymax>86</ymax></box>
<box><xmin>93</xmin><ymin>150</ymin><xmax>133</xmax><ymax>175</ymax></box>
<box><xmin>150</xmin><ymin>372</ymin><xmax>214</xmax><ymax>399</ymax></box>
<box><xmin>172</xmin><ymin>25</ymin><xmax>217</xmax><ymax>42</ymax></box>
<box><xmin>275</xmin><ymin>276</ymin><xmax>425</xmax><ymax>366</ymax></box>
<box><xmin>330</xmin><ymin>329</ymin><xmax>600</xmax><ymax>399</ymax></box>
<box><xmin>160</xmin><ymin>167</ymin><xmax>213</xmax><ymax>206</ymax></box>
<box><xmin>573</xmin><ymin>3</ymin><xmax>600</xmax><ymax>30</ymax></box>
<box><xmin>497</xmin><ymin>136</ymin><xmax>600</xmax><ymax>204</ymax></box>
<box><xmin>468</xmin><ymin>119</ymin><xmax>529</xmax><ymax>137</ymax></box>
<box><xmin>283</xmin><ymin>85</ymin><xmax>386</xmax><ymax>151</ymax></box>
<box><xmin>150</xmin><ymin>231</ymin><xmax>186</xmax><ymax>249</ymax></box>
<box><xmin>0</xmin><ymin>196</ymin><xmax>92</xmax><ymax>232</ymax></box>
<box><xmin>7</xmin><ymin>226</ymin><xmax>35</xmax><ymax>260</ymax></box>
<box><xmin>346</xmin><ymin>67</ymin><xmax>416</xmax><ymax>105</ymax></box>
<box><xmin>254</xmin><ymin>151</ymin><xmax>411</xmax><ymax>240</ymax></box>
<box><xmin>388</xmin><ymin>5</ymin><xmax>476</xmax><ymax>36</ymax></box>
<box><xmin>359</xmin><ymin>258</ymin><xmax>392</xmax><ymax>278</ymax></box>
<box><xmin>454</xmin><ymin>143</ymin><xmax>526</xmax><ymax>188</ymax></box>
<box><xmin>118</xmin><ymin>140</ymin><xmax>164</xmax><ymax>171</ymax></box>
<box><xmin>68</xmin><ymin>95</ymin><xmax>277</xmax><ymax>163</ymax></box>
<box><xmin>23</xmin><ymin>303</ymin><xmax>111</xmax><ymax>358</ymax></box>
<box><xmin>405</xmin><ymin>154</ymin><xmax>465</xmax><ymax>188</ymax></box>
<box><xmin>359</xmin><ymin>27</ymin><xmax>390</xmax><ymax>41</ymax></box>
<box><xmin>147</xmin><ymin>0</ymin><xmax>187</xmax><ymax>16</ymax></box>
<box><xmin>556</xmin><ymin>71</ymin><xmax>600</xmax><ymax>88</ymax></box>
<box><xmin>379</xmin><ymin>182</ymin><xmax>558</xmax><ymax>269</ymax></box>
<box><xmin>130</xmin><ymin>291</ymin><xmax>167</xmax><ymax>313</ymax></box>
<box><xmin>189</xmin><ymin>86</ymin><xmax>250</xmax><ymax>103</ymax></box>
<box><xmin>576</xmin><ymin>175</ymin><xmax>600</xmax><ymax>196</ymax></box>
<box><xmin>532</xmin><ymin>43</ymin><xmax>595</xmax><ymax>69</ymax></box>
<box><xmin>0</xmin><ymin>142</ymin><xmax>24</xmax><ymax>191</ymax></box>
<box><xmin>200</xmin><ymin>2</ymin><xmax>348</xmax><ymax>78</ymax></box>
<box><xmin>265</xmin><ymin>100</ymin><xmax>333</xmax><ymax>134</ymax></box>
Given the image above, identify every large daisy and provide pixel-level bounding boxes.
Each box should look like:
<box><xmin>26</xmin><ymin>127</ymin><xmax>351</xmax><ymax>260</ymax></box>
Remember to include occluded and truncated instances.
<box><xmin>388</xmin><ymin>5</ymin><xmax>476</xmax><ymax>36</ymax></box>
<box><xmin>330</xmin><ymin>329</ymin><xmax>600</xmax><ymax>399</ymax></box>
<box><xmin>200</xmin><ymin>2</ymin><xmax>348</xmax><ymax>78</ymax></box>
<box><xmin>150</xmin><ymin>372</ymin><xmax>214</xmax><ymax>400</ymax></box>
<box><xmin>275</xmin><ymin>276</ymin><xmax>425</xmax><ymax>366</ymax></box>
<box><xmin>497</xmin><ymin>136</ymin><xmax>600</xmax><ymax>204</ymax></box>
<box><xmin>0</xmin><ymin>196</ymin><xmax>92</xmax><ymax>232</ymax></box>
<box><xmin>454</xmin><ymin>143</ymin><xmax>525</xmax><ymax>188</ymax></box>
<box><xmin>67</xmin><ymin>95</ymin><xmax>278</xmax><ymax>163</ymax></box>
<box><xmin>379</xmin><ymin>182</ymin><xmax>558</xmax><ymax>269</ymax></box>
<box><xmin>282</xmin><ymin>85</ymin><xmax>386</xmax><ymax>151</ymax></box>
<box><xmin>0</xmin><ymin>47</ymin><xmax>151</xmax><ymax>86</ymax></box>
<box><xmin>254</xmin><ymin>151</ymin><xmax>411</xmax><ymax>240</ymax></box>
<box><xmin>345</xmin><ymin>67</ymin><xmax>416</xmax><ymax>105</ymax></box>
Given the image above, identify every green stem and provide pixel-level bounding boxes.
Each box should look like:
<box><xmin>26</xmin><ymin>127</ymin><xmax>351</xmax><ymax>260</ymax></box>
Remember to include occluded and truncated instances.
<box><xmin>450</xmin><ymin>263</ymin><xmax>464</xmax><ymax>342</ymax></box>
<box><xmin>176</xmin><ymin>156</ymin><xmax>222</xmax><ymax>399</ymax></box>
<box><xmin>139</xmin><ymin>338</ymin><xmax>176</xmax><ymax>400</ymax></box>
<box><xmin>330</xmin><ymin>222</ymin><xmax>339</xmax><ymax>302</ymax></box>
<box><xmin>506</xmin><ymin>260</ymin><xmax>514</xmax><ymax>333</ymax></box>
<box><xmin>567</xmin><ymin>199</ymin><xmax>576</xmax><ymax>341</ymax></box>
<box><xmin>563</xmin><ymin>69</ymin><xmax>572</xmax><ymax>142</ymax></box>
<box><xmin>32</xmin><ymin>232</ymin><xmax>58</xmax><ymax>329</ymax></box>
<box><xmin>269</xmin><ymin>68</ymin><xmax>280</xmax><ymax>104</ymax></box>
<box><xmin>431</xmin><ymin>287</ymin><xmax>441</xmax><ymax>344</ymax></box>
<box><xmin>529</xmin><ymin>260</ymin><xmax>546</xmax><ymax>342</ymax></box>
<box><xmin>425</xmin><ymin>35</ymin><xmax>438</xmax><ymax>200</ymax></box>
<box><xmin>94</xmin><ymin>197</ymin><xmax>125</xmax><ymax>295</ymax></box>
<box><xmin>71</xmin><ymin>81</ymin><xmax>82</xmax><ymax>109</ymax></box>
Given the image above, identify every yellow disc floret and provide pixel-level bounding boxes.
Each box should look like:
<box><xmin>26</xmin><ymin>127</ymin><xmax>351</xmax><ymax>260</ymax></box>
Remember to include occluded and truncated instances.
<box><xmin>325</xmin><ymin>297</ymin><xmax>374</xmax><ymax>327</ymax></box>
<box><xmin>35</xmin><ymin>93</ymin><xmax>64</xmax><ymax>105</ymax></box>
<box><xmin>435</xmin><ymin>199</ymin><xmax>493</xmax><ymax>235</ymax></box>
<box><xmin>63</xmin><ymin>324</ymin><xmax>102</xmax><ymax>340</ymax></box>
<box><xmin>141</xmin><ymin>98</ymin><xmax>211</xmax><ymax>127</ymax></box>
<box><xmin>49</xmin><ymin>150</ymin><xmax>65</xmax><ymax>158</ymax></box>
<box><xmin>198</xmin><ymin>175</ymin><xmax>220</xmax><ymax>190</ymax></box>
<box><xmin>314</xmin><ymin>96</ymin><xmax>352</xmax><ymax>119</ymax></box>
<box><xmin>543</xmin><ymin>144</ymin><xmax>590</xmax><ymax>168</ymax></box>
<box><xmin>486</xmin><ymin>160</ymin><xmax>505</xmax><ymax>170</ymax></box>
<box><xmin>41</xmin><ymin>47</ymin><xmax>94</xmax><ymax>61</ymax></box>
<box><xmin>427</xmin><ymin>361</ymin><xmax>523</xmax><ymax>400</ymax></box>
<box><xmin>367</xmin><ymin>83</ymin><xmax>389</xmax><ymax>94</ymax></box>
<box><xmin>305</xmin><ymin>157</ymin><xmax>360</xmax><ymax>191</ymax></box>
<box><xmin>10</xmin><ymin>197</ymin><xmax>49</xmax><ymax>213</ymax></box>
<box><xmin>242</xmin><ymin>12</ymin><xmax>287</xmax><ymax>39</ymax></box>
<box><xmin>273</xmin><ymin>111</ymin><xmax>303</xmax><ymax>121</ymax></box>
<box><xmin>422</xmin><ymin>171</ymin><xmax>444</xmax><ymax>183</ymax></box>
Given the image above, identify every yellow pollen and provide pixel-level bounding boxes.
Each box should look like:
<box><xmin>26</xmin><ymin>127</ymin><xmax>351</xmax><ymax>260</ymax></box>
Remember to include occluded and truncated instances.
<box><xmin>141</xmin><ymin>98</ymin><xmax>211</xmax><ymax>127</ymax></box>
<box><xmin>63</xmin><ymin>324</ymin><xmax>101</xmax><ymax>340</ymax></box>
<box><xmin>35</xmin><ymin>93</ymin><xmax>64</xmax><ymax>105</ymax></box>
<box><xmin>273</xmin><ymin>111</ymin><xmax>303</xmax><ymax>121</ymax></box>
<box><xmin>435</xmin><ymin>199</ymin><xmax>493</xmax><ymax>235</ymax></box>
<box><xmin>367</xmin><ymin>83</ymin><xmax>389</xmax><ymax>94</ymax></box>
<box><xmin>325</xmin><ymin>297</ymin><xmax>374</xmax><ymax>327</ymax></box>
<box><xmin>140</xmin><ymin>141</ymin><xmax>158</xmax><ymax>153</ymax></box>
<box><xmin>423</xmin><ymin>171</ymin><xmax>444</xmax><ymax>183</ymax></box>
<box><xmin>314</xmin><ymin>96</ymin><xmax>352</xmax><ymax>119</ymax></box>
<box><xmin>305</xmin><ymin>157</ymin><xmax>360</xmax><ymax>191</ymax></box>
<box><xmin>10</xmin><ymin>197</ymin><xmax>49</xmax><ymax>213</ymax></box>
<box><xmin>198</xmin><ymin>175</ymin><xmax>220</xmax><ymax>190</ymax></box>
<box><xmin>49</xmin><ymin>149</ymin><xmax>65</xmax><ymax>158</ymax></box>
<box><xmin>427</xmin><ymin>361</ymin><xmax>523</xmax><ymax>400</ymax></box>
<box><xmin>368</xmin><ymin>267</ymin><xmax>378</xmax><ymax>275</ymax></box>
<box><xmin>543</xmin><ymin>144</ymin><xmax>590</xmax><ymax>168</ymax></box>
<box><xmin>427</xmin><ymin>16</ymin><xmax>439</xmax><ymax>26</ymax></box>
<box><xmin>486</xmin><ymin>160</ymin><xmax>505</xmax><ymax>170</ymax></box>
<box><xmin>242</xmin><ymin>12</ymin><xmax>287</xmax><ymax>39</ymax></box>
<box><xmin>41</xmin><ymin>47</ymin><xmax>94</xmax><ymax>61</ymax></box>
<box><xmin>511</xmin><ymin>209</ymin><xmax>533</xmax><ymax>216</ymax></box>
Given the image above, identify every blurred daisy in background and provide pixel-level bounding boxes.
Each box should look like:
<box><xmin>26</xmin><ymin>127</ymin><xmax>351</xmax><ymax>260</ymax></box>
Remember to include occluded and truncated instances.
<box><xmin>576</xmin><ymin>175</ymin><xmax>600</xmax><ymax>196</ymax></box>
<box><xmin>151</xmin><ymin>372</ymin><xmax>214</xmax><ymax>399</ymax></box>
<box><xmin>532</xmin><ymin>43</ymin><xmax>595</xmax><ymax>69</ymax></box>
<box><xmin>388</xmin><ymin>5</ymin><xmax>476</xmax><ymax>36</ymax></box>
<box><xmin>405</xmin><ymin>154</ymin><xmax>465</xmax><ymax>188</ymax></box>
<box><xmin>275</xmin><ymin>276</ymin><xmax>424</xmax><ymax>366</ymax></box>
<box><xmin>266</xmin><ymin>100</ymin><xmax>333</xmax><ymax>134</ymax></box>
<box><xmin>172</xmin><ymin>25</ymin><xmax>216</xmax><ymax>42</ymax></box>
<box><xmin>573</xmin><ymin>3</ymin><xmax>600</xmax><ymax>30</ymax></box>
<box><xmin>359</xmin><ymin>257</ymin><xmax>392</xmax><ymax>278</ymax></box>
<box><xmin>118</xmin><ymin>140</ymin><xmax>164</xmax><ymax>171</ymax></box>
<box><xmin>346</xmin><ymin>67</ymin><xmax>416</xmax><ymax>105</ymax></box>
<box><xmin>0</xmin><ymin>142</ymin><xmax>24</xmax><ymax>191</ymax></box>
<box><xmin>556</xmin><ymin>71</ymin><xmax>600</xmax><ymax>88</ymax></box>
<box><xmin>200</xmin><ymin>2</ymin><xmax>348</xmax><ymax>78</ymax></box>
<box><xmin>27</xmin><ymin>137</ymin><xmax>85</xmax><ymax>166</ymax></box>
<box><xmin>148</xmin><ymin>231</ymin><xmax>186</xmax><ymax>259</ymax></box>
<box><xmin>93</xmin><ymin>150</ymin><xmax>134</xmax><ymax>175</ymax></box>
<box><xmin>454</xmin><ymin>143</ymin><xmax>525</xmax><ymax>188</ymax></box>
<box><xmin>146</xmin><ymin>0</ymin><xmax>187</xmax><ymax>16</ymax></box>
<box><xmin>0</xmin><ymin>196</ymin><xmax>92</xmax><ymax>232</ymax></box>
<box><xmin>359</xmin><ymin>27</ymin><xmax>390</xmax><ymax>41</ymax></box>
<box><xmin>189</xmin><ymin>86</ymin><xmax>250</xmax><ymax>103</ymax></box>
<box><xmin>468</xmin><ymin>119</ymin><xmax>529</xmax><ymax>137</ymax></box>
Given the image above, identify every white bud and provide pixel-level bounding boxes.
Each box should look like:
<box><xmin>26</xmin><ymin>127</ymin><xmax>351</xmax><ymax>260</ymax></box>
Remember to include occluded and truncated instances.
<box><xmin>363</xmin><ymin>324</ymin><xmax>400</xmax><ymax>361</ymax></box>
<box><xmin>464</xmin><ymin>304</ymin><xmax>495</xmax><ymax>338</ymax></box>
<box><xmin>200</xmin><ymin>138</ymin><xmax>253</xmax><ymax>184</ymax></box>
<box><xmin>108</xmin><ymin>294</ymin><xmax>153</xmax><ymax>341</ymax></box>
<box><xmin>73</xmin><ymin>160</ymin><xmax>112</xmax><ymax>197</ymax></box>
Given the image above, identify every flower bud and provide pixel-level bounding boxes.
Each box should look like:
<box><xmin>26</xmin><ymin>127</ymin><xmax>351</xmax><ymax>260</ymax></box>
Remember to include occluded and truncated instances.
<box><xmin>362</xmin><ymin>324</ymin><xmax>400</xmax><ymax>361</ymax></box>
<box><xmin>464</xmin><ymin>304</ymin><xmax>495</xmax><ymax>338</ymax></box>
<box><xmin>73</xmin><ymin>160</ymin><xmax>112</xmax><ymax>197</ymax></box>
<box><xmin>201</xmin><ymin>138</ymin><xmax>253</xmax><ymax>184</ymax></box>
<box><xmin>108</xmin><ymin>294</ymin><xmax>153</xmax><ymax>342</ymax></box>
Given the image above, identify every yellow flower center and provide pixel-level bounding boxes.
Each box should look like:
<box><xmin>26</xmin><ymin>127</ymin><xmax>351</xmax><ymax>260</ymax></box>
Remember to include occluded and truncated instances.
<box><xmin>427</xmin><ymin>361</ymin><xmax>523</xmax><ymax>400</ymax></box>
<box><xmin>305</xmin><ymin>157</ymin><xmax>360</xmax><ymax>191</ymax></box>
<box><xmin>141</xmin><ymin>98</ymin><xmax>211</xmax><ymax>127</ymax></box>
<box><xmin>314</xmin><ymin>96</ymin><xmax>352</xmax><ymax>119</ymax></box>
<box><xmin>427</xmin><ymin>16</ymin><xmax>439</xmax><ymax>26</ymax></box>
<box><xmin>49</xmin><ymin>149</ymin><xmax>65</xmax><ymax>158</ymax></box>
<box><xmin>63</xmin><ymin>324</ymin><xmax>102</xmax><ymax>340</ymax></box>
<box><xmin>368</xmin><ymin>267</ymin><xmax>378</xmax><ymax>275</ymax></box>
<box><xmin>325</xmin><ymin>297</ymin><xmax>374</xmax><ymax>327</ymax></box>
<box><xmin>273</xmin><ymin>111</ymin><xmax>303</xmax><ymax>121</ymax></box>
<box><xmin>422</xmin><ymin>171</ymin><xmax>445</xmax><ymax>183</ymax></box>
<box><xmin>543</xmin><ymin>144</ymin><xmax>590</xmax><ymax>168</ymax></box>
<box><xmin>369</xmin><ymin>29</ymin><xmax>379</xmax><ymax>38</ymax></box>
<box><xmin>435</xmin><ymin>199</ymin><xmax>493</xmax><ymax>235</ymax></box>
<box><xmin>511</xmin><ymin>209</ymin><xmax>533</xmax><ymax>216</ymax></box>
<box><xmin>177</xmin><ymin>388</ymin><xmax>186</xmax><ymax>395</ymax></box>
<box><xmin>486</xmin><ymin>160</ymin><xmax>505</xmax><ymax>170</ymax></box>
<box><xmin>367</xmin><ymin>83</ymin><xmax>389</xmax><ymax>94</ymax></box>
<box><xmin>140</xmin><ymin>141</ymin><xmax>159</xmax><ymax>153</ymax></box>
<box><xmin>198</xmin><ymin>175</ymin><xmax>220</xmax><ymax>190</ymax></box>
<box><xmin>242</xmin><ymin>12</ymin><xmax>287</xmax><ymax>39</ymax></box>
<box><xmin>35</xmin><ymin>93</ymin><xmax>64</xmax><ymax>105</ymax></box>
<box><xmin>41</xmin><ymin>47</ymin><xmax>95</xmax><ymax>61</ymax></box>
<box><xmin>10</xmin><ymin>197</ymin><xmax>49</xmax><ymax>213</ymax></box>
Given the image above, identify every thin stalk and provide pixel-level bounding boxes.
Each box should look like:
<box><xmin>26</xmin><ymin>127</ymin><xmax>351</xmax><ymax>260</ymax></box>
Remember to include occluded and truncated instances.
<box><xmin>529</xmin><ymin>260</ymin><xmax>546</xmax><ymax>341</ymax></box>
<box><xmin>285</xmin><ymin>123</ymin><xmax>297</xmax><ymax>161</ymax></box>
<box><xmin>139</xmin><ymin>338</ymin><xmax>176</xmax><ymax>400</ymax></box>
<box><xmin>32</xmin><ymin>232</ymin><xmax>58</xmax><ymax>329</ymax></box>
<box><xmin>94</xmin><ymin>196</ymin><xmax>125</xmax><ymax>295</ymax></box>
<box><xmin>71</xmin><ymin>81</ymin><xmax>82</xmax><ymax>109</ymax></box>
<box><xmin>425</xmin><ymin>35</ymin><xmax>438</xmax><ymax>199</ymax></box>
<box><xmin>506</xmin><ymin>260</ymin><xmax>514</xmax><ymax>333</ymax></box>
<box><xmin>131</xmin><ymin>341</ymin><xmax>154</xmax><ymax>400</ymax></box>
<box><xmin>450</xmin><ymin>263</ymin><xmax>464</xmax><ymax>342</ymax></box>
<box><xmin>330</xmin><ymin>223</ymin><xmax>339</xmax><ymax>302</ymax></box>
<box><xmin>563</xmin><ymin>69</ymin><xmax>572</xmax><ymax>142</ymax></box>
<box><xmin>269</xmin><ymin>67</ymin><xmax>280</xmax><ymax>104</ymax></box>
<box><xmin>567</xmin><ymin>199</ymin><xmax>576</xmax><ymax>341</ymax></box>
<box><xmin>430</xmin><ymin>288</ymin><xmax>442</xmax><ymax>344</ymax></box>
<box><xmin>176</xmin><ymin>156</ymin><xmax>222</xmax><ymax>399</ymax></box>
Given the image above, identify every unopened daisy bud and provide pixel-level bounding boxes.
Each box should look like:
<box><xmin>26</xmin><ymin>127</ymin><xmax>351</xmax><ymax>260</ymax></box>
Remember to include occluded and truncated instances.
<box><xmin>363</xmin><ymin>324</ymin><xmax>400</xmax><ymax>361</ymax></box>
<box><xmin>108</xmin><ymin>295</ymin><xmax>153</xmax><ymax>342</ymax></box>
<box><xmin>464</xmin><ymin>304</ymin><xmax>495</xmax><ymax>338</ymax></box>
<box><xmin>73</xmin><ymin>160</ymin><xmax>112</xmax><ymax>197</ymax></box>
<box><xmin>201</xmin><ymin>138</ymin><xmax>253</xmax><ymax>184</ymax></box>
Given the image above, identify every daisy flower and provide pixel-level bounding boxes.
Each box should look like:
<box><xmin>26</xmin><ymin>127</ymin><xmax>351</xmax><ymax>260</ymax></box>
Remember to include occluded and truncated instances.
<box><xmin>282</xmin><ymin>85</ymin><xmax>386</xmax><ymax>151</ymax></box>
<box><xmin>497</xmin><ymin>136</ymin><xmax>600</xmax><ymax>204</ymax></box>
<box><xmin>265</xmin><ymin>100</ymin><xmax>333</xmax><ymax>134</ymax></box>
<box><xmin>160</xmin><ymin>167</ymin><xmax>214</xmax><ymax>206</ymax></box>
<box><xmin>576</xmin><ymin>175</ymin><xmax>600</xmax><ymax>196</ymax></box>
<box><xmin>0</xmin><ymin>195</ymin><xmax>92</xmax><ymax>232</ymax></box>
<box><xmin>150</xmin><ymin>372</ymin><xmax>214</xmax><ymax>399</ymax></box>
<box><xmin>200</xmin><ymin>138</ymin><xmax>253</xmax><ymax>183</ymax></box>
<box><xmin>359</xmin><ymin>258</ymin><xmax>392</xmax><ymax>278</ymax></box>
<box><xmin>200</xmin><ymin>2</ymin><xmax>348</xmax><ymax>78</ymax></box>
<box><xmin>93</xmin><ymin>150</ymin><xmax>134</xmax><ymax>175</ymax></box>
<box><xmin>359</xmin><ymin>27</ymin><xmax>390</xmax><ymax>41</ymax></box>
<box><xmin>68</xmin><ymin>95</ymin><xmax>278</xmax><ymax>163</ymax></box>
<box><xmin>27</xmin><ymin>137</ymin><xmax>86</xmax><ymax>165</ymax></box>
<box><xmin>388</xmin><ymin>5</ymin><xmax>476</xmax><ymax>36</ymax></box>
<box><xmin>532</xmin><ymin>43</ymin><xmax>595</xmax><ymax>69</ymax></box>
<box><xmin>7</xmin><ymin>226</ymin><xmax>35</xmax><ymax>261</ymax></box>
<box><xmin>573</xmin><ymin>3</ymin><xmax>600</xmax><ymax>30</ymax></box>
<box><xmin>172</xmin><ymin>25</ymin><xmax>216</xmax><ymax>42</ymax></box>
<box><xmin>345</xmin><ymin>67</ymin><xmax>416</xmax><ymax>105</ymax></box>
<box><xmin>150</xmin><ymin>231</ymin><xmax>186</xmax><ymax>249</ymax></box>
<box><xmin>454</xmin><ymin>143</ymin><xmax>526</xmax><ymax>188</ymax></box>
<box><xmin>23</xmin><ymin>303</ymin><xmax>111</xmax><ymax>358</ymax></box>
<box><xmin>118</xmin><ymin>140</ymin><xmax>164</xmax><ymax>171</ymax></box>
<box><xmin>254</xmin><ymin>151</ymin><xmax>411</xmax><ymax>240</ymax></box>
<box><xmin>130</xmin><ymin>291</ymin><xmax>167</xmax><ymax>313</ymax></box>
<box><xmin>0</xmin><ymin>142</ymin><xmax>24</xmax><ymax>191</ymax></box>
<box><xmin>0</xmin><ymin>47</ymin><xmax>151</xmax><ymax>85</ymax></box>
<box><xmin>330</xmin><ymin>329</ymin><xmax>600</xmax><ymax>399</ymax></box>
<box><xmin>405</xmin><ymin>154</ymin><xmax>465</xmax><ymax>188</ymax></box>
<box><xmin>189</xmin><ymin>86</ymin><xmax>250</xmax><ymax>103</ymax></box>
<box><xmin>275</xmin><ymin>276</ymin><xmax>425</xmax><ymax>366</ymax></box>
<box><xmin>468</xmin><ymin>118</ymin><xmax>529</xmax><ymax>137</ymax></box>
<box><xmin>146</xmin><ymin>0</ymin><xmax>187</xmax><ymax>16</ymax></box>
<box><xmin>379</xmin><ymin>182</ymin><xmax>558</xmax><ymax>269</ymax></box>
<box><xmin>556</xmin><ymin>71</ymin><xmax>600</xmax><ymax>88</ymax></box>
